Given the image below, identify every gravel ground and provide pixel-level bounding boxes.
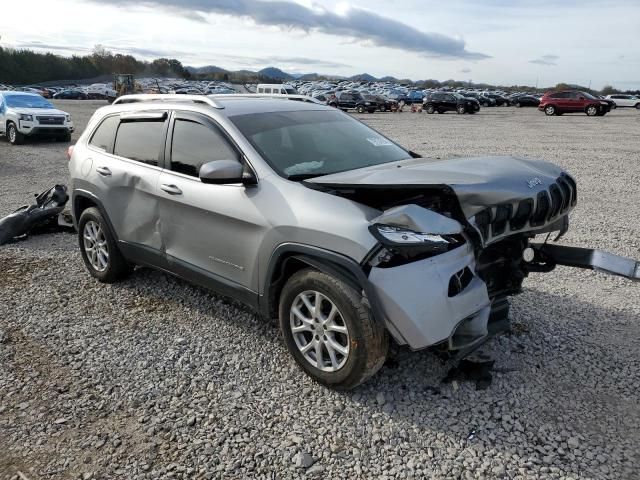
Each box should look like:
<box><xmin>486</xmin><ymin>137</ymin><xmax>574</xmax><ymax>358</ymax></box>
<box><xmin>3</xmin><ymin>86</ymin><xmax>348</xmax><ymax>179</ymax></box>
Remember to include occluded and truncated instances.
<box><xmin>1</xmin><ymin>101</ymin><xmax>639</xmax><ymax>480</ymax></box>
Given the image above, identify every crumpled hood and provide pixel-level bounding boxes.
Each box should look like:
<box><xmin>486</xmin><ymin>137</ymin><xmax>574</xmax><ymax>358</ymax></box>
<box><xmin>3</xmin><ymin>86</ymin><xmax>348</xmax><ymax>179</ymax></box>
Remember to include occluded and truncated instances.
<box><xmin>307</xmin><ymin>155</ymin><xmax>567</xmax><ymax>218</ymax></box>
<box><xmin>11</xmin><ymin>107</ymin><xmax>68</xmax><ymax>116</ymax></box>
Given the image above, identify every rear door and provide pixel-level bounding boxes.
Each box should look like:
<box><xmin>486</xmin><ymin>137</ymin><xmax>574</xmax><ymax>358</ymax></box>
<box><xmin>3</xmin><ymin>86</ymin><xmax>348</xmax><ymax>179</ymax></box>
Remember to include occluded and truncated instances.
<box><xmin>88</xmin><ymin>112</ymin><xmax>167</xmax><ymax>252</ymax></box>
<box><xmin>157</xmin><ymin>111</ymin><xmax>267</xmax><ymax>290</ymax></box>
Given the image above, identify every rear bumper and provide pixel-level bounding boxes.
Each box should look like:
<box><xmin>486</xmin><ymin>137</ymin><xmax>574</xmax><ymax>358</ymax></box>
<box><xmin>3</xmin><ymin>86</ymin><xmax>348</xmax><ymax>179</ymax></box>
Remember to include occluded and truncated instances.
<box><xmin>368</xmin><ymin>244</ymin><xmax>491</xmax><ymax>350</ymax></box>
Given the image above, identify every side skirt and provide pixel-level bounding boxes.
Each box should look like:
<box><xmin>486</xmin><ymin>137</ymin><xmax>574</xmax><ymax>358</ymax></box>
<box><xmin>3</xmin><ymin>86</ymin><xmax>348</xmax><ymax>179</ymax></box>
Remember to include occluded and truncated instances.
<box><xmin>118</xmin><ymin>241</ymin><xmax>260</xmax><ymax>310</ymax></box>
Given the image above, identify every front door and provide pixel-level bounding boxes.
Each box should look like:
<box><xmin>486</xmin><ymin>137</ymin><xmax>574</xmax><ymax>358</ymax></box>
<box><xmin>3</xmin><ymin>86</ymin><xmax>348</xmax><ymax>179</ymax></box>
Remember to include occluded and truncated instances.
<box><xmin>157</xmin><ymin>111</ymin><xmax>268</xmax><ymax>290</ymax></box>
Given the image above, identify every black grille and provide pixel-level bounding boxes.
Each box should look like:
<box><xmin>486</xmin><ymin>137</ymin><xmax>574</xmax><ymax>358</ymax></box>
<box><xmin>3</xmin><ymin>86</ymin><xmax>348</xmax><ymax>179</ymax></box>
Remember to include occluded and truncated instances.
<box><xmin>476</xmin><ymin>174</ymin><xmax>576</xmax><ymax>241</ymax></box>
<box><xmin>36</xmin><ymin>115</ymin><xmax>64</xmax><ymax>125</ymax></box>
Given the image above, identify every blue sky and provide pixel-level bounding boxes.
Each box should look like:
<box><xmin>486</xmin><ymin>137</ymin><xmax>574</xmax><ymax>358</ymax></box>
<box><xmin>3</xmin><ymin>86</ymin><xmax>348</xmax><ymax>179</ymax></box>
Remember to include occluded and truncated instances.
<box><xmin>1</xmin><ymin>0</ymin><xmax>639</xmax><ymax>89</ymax></box>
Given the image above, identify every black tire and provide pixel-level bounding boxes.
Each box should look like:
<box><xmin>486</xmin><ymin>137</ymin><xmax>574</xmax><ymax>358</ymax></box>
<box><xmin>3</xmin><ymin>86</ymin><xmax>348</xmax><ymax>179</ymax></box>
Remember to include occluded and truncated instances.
<box><xmin>7</xmin><ymin>122</ymin><xmax>24</xmax><ymax>145</ymax></box>
<box><xmin>544</xmin><ymin>105</ymin><xmax>556</xmax><ymax>116</ymax></box>
<box><xmin>367</xmin><ymin>108</ymin><xmax>376</xmax><ymax>113</ymax></box>
<box><xmin>356</xmin><ymin>105</ymin><xmax>365</xmax><ymax>114</ymax></box>
<box><xmin>586</xmin><ymin>105</ymin><xmax>598</xmax><ymax>116</ymax></box>
<box><xmin>425</xmin><ymin>104</ymin><xmax>435</xmax><ymax>114</ymax></box>
<box><xmin>58</xmin><ymin>132</ymin><xmax>72</xmax><ymax>142</ymax></box>
<box><xmin>78</xmin><ymin>207</ymin><xmax>133</xmax><ymax>283</ymax></box>
<box><xmin>456</xmin><ymin>104</ymin><xmax>466</xmax><ymax>114</ymax></box>
<box><xmin>279</xmin><ymin>269</ymin><xmax>388</xmax><ymax>390</ymax></box>
<box><xmin>436</xmin><ymin>109</ymin><xmax>444</xmax><ymax>114</ymax></box>
<box><xmin>635</xmin><ymin>103</ymin><xmax>640</xmax><ymax>109</ymax></box>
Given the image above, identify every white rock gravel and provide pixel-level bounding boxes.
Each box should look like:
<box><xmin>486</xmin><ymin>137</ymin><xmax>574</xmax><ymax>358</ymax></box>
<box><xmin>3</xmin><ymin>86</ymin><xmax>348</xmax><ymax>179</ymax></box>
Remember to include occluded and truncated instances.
<box><xmin>0</xmin><ymin>101</ymin><xmax>639</xmax><ymax>479</ymax></box>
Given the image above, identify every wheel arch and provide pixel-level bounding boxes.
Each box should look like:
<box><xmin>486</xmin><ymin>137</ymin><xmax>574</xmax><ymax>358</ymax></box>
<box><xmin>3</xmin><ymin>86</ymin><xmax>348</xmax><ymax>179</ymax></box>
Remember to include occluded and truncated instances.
<box><xmin>72</xmin><ymin>189</ymin><xmax>118</xmax><ymax>240</ymax></box>
<box><xmin>261</xmin><ymin>244</ymin><xmax>375</xmax><ymax>321</ymax></box>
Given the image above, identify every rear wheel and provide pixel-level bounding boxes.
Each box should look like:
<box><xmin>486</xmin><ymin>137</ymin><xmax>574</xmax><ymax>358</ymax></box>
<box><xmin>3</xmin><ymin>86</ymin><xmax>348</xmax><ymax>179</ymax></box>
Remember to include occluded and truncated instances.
<box><xmin>544</xmin><ymin>105</ymin><xmax>556</xmax><ymax>116</ymax></box>
<box><xmin>7</xmin><ymin>122</ymin><xmax>24</xmax><ymax>145</ymax></box>
<box><xmin>356</xmin><ymin>105</ymin><xmax>365</xmax><ymax>114</ymax></box>
<box><xmin>516</xmin><ymin>102</ymin><xmax>522</xmax><ymax>108</ymax></box>
<box><xmin>279</xmin><ymin>269</ymin><xmax>388</xmax><ymax>390</ymax></box>
<box><xmin>78</xmin><ymin>207</ymin><xmax>133</xmax><ymax>283</ymax></box>
<box><xmin>586</xmin><ymin>105</ymin><xmax>598</xmax><ymax>116</ymax></box>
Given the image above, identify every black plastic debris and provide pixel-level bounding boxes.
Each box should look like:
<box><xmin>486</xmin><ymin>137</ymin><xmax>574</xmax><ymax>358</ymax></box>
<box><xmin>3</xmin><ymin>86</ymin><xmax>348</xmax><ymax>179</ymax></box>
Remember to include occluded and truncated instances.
<box><xmin>442</xmin><ymin>358</ymin><xmax>496</xmax><ymax>390</ymax></box>
<box><xmin>0</xmin><ymin>184</ymin><xmax>72</xmax><ymax>245</ymax></box>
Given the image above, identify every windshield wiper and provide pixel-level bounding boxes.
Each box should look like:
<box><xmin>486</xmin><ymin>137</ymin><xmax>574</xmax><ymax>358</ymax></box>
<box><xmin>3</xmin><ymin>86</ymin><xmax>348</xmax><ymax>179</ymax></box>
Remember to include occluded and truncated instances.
<box><xmin>287</xmin><ymin>173</ymin><xmax>328</xmax><ymax>181</ymax></box>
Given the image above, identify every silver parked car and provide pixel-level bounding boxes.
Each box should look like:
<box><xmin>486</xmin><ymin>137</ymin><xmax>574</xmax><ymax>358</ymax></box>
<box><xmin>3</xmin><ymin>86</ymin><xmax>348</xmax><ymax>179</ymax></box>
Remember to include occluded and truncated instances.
<box><xmin>69</xmin><ymin>94</ymin><xmax>639</xmax><ymax>389</ymax></box>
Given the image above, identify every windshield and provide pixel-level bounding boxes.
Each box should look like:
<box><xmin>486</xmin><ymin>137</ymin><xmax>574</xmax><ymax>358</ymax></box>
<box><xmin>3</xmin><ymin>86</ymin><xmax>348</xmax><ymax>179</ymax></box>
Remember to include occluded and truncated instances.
<box><xmin>231</xmin><ymin>110</ymin><xmax>411</xmax><ymax>179</ymax></box>
<box><xmin>581</xmin><ymin>92</ymin><xmax>598</xmax><ymax>100</ymax></box>
<box><xmin>5</xmin><ymin>94</ymin><xmax>54</xmax><ymax>109</ymax></box>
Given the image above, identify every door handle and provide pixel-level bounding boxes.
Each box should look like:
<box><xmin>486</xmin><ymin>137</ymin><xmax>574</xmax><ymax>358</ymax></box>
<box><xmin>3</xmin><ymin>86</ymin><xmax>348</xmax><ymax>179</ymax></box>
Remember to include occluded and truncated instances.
<box><xmin>96</xmin><ymin>166</ymin><xmax>112</xmax><ymax>176</ymax></box>
<box><xmin>160</xmin><ymin>184</ymin><xmax>182</xmax><ymax>195</ymax></box>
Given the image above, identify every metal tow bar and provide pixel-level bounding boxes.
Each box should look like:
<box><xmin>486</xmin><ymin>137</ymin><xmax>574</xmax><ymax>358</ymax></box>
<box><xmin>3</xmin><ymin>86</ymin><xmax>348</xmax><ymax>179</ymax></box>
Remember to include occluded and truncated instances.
<box><xmin>531</xmin><ymin>244</ymin><xmax>640</xmax><ymax>281</ymax></box>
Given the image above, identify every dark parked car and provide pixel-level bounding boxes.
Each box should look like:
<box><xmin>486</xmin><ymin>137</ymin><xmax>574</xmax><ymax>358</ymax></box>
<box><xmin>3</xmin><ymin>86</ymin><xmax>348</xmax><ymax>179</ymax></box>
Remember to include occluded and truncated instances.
<box><xmin>363</xmin><ymin>94</ymin><xmax>397</xmax><ymax>112</ymax></box>
<box><xmin>483</xmin><ymin>93</ymin><xmax>510</xmax><ymax>106</ymax></box>
<box><xmin>464</xmin><ymin>92</ymin><xmax>496</xmax><ymax>107</ymax></box>
<box><xmin>329</xmin><ymin>91</ymin><xmax>377</xmax><ymax>113</ymax></box>
<box><xmin>538</xmin><ymin>91</ymin><xmax>611</xmax><ymax>116</ymax></box>
<box><xmin>512</xmin><ymin>95</ymin><xmax>540</xmax><ymax>107</ymax></box>
<box><xmin>53</xmin><ymin>90</ymin><xmax>88</xmax><ymax>100</ymax></box>
<box><xmin>423</xmin><ymin>92</ymin><xmax>480</xmax><ymax>114</ymax></box>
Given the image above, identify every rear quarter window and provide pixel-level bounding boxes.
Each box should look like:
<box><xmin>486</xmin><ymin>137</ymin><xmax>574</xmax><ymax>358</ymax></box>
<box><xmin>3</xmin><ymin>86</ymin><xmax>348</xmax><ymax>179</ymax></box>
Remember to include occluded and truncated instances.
<box><xmin>89</xmin><ymin>116</ymin><xmax>119</xmax><ymax>152</ymax></box>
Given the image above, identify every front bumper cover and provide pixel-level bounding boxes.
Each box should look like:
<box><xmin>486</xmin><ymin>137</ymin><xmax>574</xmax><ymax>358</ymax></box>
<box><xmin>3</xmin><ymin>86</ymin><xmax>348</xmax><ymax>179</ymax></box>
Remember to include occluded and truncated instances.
<box><xmin>368</xmin><ymin>244</ymin><xmax>491</xmax><ymax>350</ymax></box>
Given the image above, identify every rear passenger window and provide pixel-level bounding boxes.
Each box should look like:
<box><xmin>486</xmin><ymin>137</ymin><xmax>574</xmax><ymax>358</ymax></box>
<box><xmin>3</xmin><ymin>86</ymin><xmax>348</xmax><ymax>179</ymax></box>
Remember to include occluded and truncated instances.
<box><xmin>89</xmin><ymin>116</ymin><xmax>119</xmax><ymax>152</ymax></box>
<box><xmin>170</xmin><ymin>119</ymin><xmax>239</xmax><ymax>178</ymax></box>
<box><xmin>113</xmin><ymin>120</ymin><xmax>164</xmax><ymax>166</ymax></box>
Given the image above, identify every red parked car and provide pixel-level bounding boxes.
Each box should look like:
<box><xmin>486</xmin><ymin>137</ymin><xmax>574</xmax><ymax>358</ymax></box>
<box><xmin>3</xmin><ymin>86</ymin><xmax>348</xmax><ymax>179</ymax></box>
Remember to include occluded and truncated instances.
<box><xmin>538</xmin><ymin>90</ymin><xmax>611</xmax><ymax>116</ymax></box>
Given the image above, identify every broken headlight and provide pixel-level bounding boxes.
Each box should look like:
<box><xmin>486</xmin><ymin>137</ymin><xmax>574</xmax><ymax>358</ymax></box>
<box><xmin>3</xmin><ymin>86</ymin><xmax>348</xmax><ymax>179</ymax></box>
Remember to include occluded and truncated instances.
<box><xmin>368</xmin><ymin>224</ymin><xmax>465</xmax><ymax>267</ymax></box>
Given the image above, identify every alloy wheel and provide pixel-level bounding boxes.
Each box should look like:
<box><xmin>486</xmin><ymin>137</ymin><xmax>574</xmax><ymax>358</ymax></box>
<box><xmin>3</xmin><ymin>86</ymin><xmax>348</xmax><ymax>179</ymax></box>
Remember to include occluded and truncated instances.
<box><xmin>8</xmin><ymin>125</ymin><xmax>16</xmax><ymax>143</ymax></box>
<box><xmin>289</xmin><ymin>290</ymin><xmax>350</xmax><ymax>372</ymax></box>
<box><xmin>83</xmin><ymin>220</ymin><xmax>109</xmax><ymax>272</ymax></box>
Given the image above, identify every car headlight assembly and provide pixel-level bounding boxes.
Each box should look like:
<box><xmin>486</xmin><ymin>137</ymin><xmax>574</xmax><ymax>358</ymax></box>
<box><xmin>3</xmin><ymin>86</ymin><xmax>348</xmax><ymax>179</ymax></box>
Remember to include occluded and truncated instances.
<box><xmin>19</xmin><ymin>114</ymin><xmax>33</xmax><ymax>121</ymax></box>
<box><xmin>65</xmin><ymin>115</ymin><xmax>71</xmax><ymax>122</ymax></box>
<box><xmin>368</xmin><ymin>224</ymin><xmax>465</xmax><ymax>267</ymax></box>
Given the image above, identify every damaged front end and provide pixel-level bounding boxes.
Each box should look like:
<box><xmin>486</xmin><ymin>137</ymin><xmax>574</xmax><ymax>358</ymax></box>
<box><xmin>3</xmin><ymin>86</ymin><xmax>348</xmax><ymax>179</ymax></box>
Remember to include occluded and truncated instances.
<box><xmin>305</xmin><ymin>156</ymin><xmax>638</xmax><ymax>353</ymax></box>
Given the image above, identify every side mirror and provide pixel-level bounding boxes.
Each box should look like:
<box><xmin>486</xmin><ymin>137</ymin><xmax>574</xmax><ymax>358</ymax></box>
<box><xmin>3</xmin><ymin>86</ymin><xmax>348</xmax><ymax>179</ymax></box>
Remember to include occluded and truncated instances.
<box><xmin>199</xmin><ymin>159</ymin><xmax>252</xmax><ymax>185</ymax></box>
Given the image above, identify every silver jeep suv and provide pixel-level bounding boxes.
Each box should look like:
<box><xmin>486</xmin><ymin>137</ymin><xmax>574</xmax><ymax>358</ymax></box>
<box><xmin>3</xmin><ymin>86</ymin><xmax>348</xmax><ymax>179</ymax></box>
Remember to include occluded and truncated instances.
<box><xmin>69</xmin><ymin>94</ymin><xmax>638</xmax><ymax>389</ymax></box>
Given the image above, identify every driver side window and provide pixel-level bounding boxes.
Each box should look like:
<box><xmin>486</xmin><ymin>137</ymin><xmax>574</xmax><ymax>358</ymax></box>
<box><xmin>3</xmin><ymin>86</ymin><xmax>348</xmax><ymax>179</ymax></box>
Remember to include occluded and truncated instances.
<box><xmin>170</xmin><ymin>118</ymin><xmax>240</xmax><ymax>178</ymax></box>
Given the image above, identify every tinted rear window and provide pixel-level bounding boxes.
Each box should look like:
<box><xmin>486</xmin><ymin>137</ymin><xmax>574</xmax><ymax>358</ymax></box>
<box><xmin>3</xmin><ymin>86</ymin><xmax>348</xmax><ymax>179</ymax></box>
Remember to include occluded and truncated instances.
<box><xmin>89</xmin><ymin>116</ymin><xmax>119</xmax><ymax>152</ymax></box>
<box><xmin>114</xmin><ymin>120</ymin><xmax>164</xmax><ymax>166</ymax></box>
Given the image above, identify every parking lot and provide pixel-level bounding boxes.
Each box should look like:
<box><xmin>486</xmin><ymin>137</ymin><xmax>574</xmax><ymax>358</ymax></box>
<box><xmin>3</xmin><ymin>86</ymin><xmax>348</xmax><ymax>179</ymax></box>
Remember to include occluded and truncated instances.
<box><xmin>1</xmin><ymin>100</ymin><xmax>639</xmax><ymax>479</ymax></box>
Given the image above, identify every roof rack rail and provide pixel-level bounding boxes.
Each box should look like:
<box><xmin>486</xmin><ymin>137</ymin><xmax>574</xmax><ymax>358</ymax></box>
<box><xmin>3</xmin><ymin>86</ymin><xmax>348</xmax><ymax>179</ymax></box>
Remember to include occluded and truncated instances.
<box><xmin>112</xmin><ymin>94</ymin><xmax>224</xmax><ymax>109</ymax></box>
<box><xmin>208</xmin><ymin>93</ymin><xmax>324</xmax><ymax>104</ymax></box>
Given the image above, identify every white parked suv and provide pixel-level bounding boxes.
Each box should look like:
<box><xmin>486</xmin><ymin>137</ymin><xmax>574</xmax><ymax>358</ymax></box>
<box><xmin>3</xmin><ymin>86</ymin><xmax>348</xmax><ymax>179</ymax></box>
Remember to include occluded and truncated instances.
<box><xmin>0</xmin><ymin>91</ymin><xmax>74</xmax><ymax>144</ymax></box>
<box><xmin>605</xmin><ymin>94</ymin><xmax>640</xmax><ymax>109</ymax></box>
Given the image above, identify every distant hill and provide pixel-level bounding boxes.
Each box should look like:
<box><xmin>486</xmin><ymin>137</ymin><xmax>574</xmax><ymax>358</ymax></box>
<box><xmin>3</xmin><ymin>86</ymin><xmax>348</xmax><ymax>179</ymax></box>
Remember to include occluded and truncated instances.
<box><xmin>186</xmin><ymin>65</ymin><xmax>229</xmax><ymax>74</ymax></box>
<box><xmin>379</xmin><ymin>76</ymin><xmax>399</xmax><ymax>82</ymax></box>
<box><xmin>348</xmin><ymin>73</ymin><xmax>378</xmax><ymax>82</ymax></box>
<box><xmin>257</xmin><ymin>67</ymin><xmax>293</xmax><ymax>80</ymax></box>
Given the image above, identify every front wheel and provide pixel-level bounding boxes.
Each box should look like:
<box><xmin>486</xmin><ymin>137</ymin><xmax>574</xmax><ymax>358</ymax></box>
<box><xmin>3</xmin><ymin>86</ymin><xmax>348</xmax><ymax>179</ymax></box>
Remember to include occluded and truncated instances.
<box><xmin>586</xmin><ymin>105</ymin><xmax>598</xmax><ymax>116</ymax></box>
<box><xmin>544</xmin><ymin>105</ymin><xmax>556</xmax><ymax>116</ymax></box>
<box><xmin>516</xmin><ymin>102</ymin><xmax>521</xmax><ymax>108</ymax></box>
<box><xmin>78</xmin><ymin>207</ymin><xmax>133</xmax><ymax>283</ymax></box>
<box><xmin>456</xmin><ymin>104</ymin><xmax>466</xmax><ymax>114</ymax></box>
<box><xmin>425</xmin><ymin>104</ymin><xmax>435</xmax><ymax>114</ymax></box>
<box><xmin>635</xmin><ymin>103</ymin><xmax>640</xmax><ymax>109</ymax></box>
<box><xmin>7</xmin><ymin>122</ymin><xmax>24</xmax><ymax>145</ymax></box>
<box><xmin>279</xmin><ymin>269</ymin><xmax>388</xmax><ymax>390</ymax></box>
